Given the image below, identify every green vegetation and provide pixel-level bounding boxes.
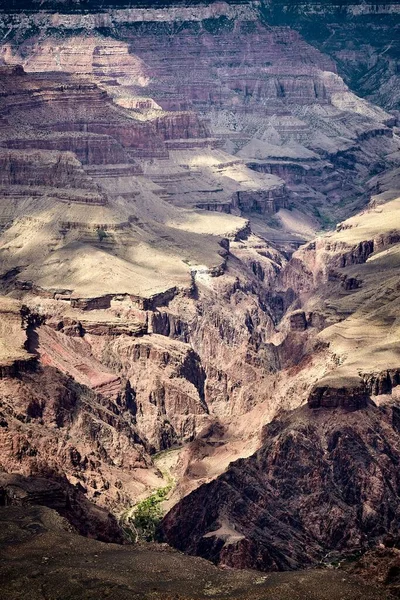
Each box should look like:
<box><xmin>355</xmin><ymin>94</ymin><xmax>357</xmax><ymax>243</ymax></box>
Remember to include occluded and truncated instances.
<box><xmin>121</xmin><ymin>479</ymin><xmax>173</xmax><ymax>543</ymax></box>
<box><xmin>318</xmin><ymin>214</ymin><xmax>336</xmax><ymax>231</ymax></box>
<box><xmin>120</xmin><ymin>447</ymin><xmax>181</xmax><ymax>543</ymax></box>
<box><xmin>96</xmin><ymin>227</ymin><xmax>108</xmax><ymax>242</ymax></box>
<box><xmin>133</xmin><ymin>485</ymin><xmax>171</xmax><ymax>541</ymax></box>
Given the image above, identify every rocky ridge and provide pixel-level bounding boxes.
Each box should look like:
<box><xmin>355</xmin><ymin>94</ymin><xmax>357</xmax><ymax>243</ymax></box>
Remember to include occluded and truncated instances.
<box><xmin>162</xmin><ymin>401</ymin><xmax>400</xmax><ymax>571</ymax></box>
<box><xmin>162</xmin><ymin>191</ymin><xmax>400</xmax><ymax>570</ymax></box>
<box><xmin>0</xmin><ymin>2</ymin><xmax>399</xmax><ymax>590</ymax></box>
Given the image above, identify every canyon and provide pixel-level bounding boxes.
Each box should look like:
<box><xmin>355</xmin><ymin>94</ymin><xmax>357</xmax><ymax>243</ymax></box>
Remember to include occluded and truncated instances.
<box><xmin>0</xmin><ymin>1</ymin><xmax>399</xmax><ymax>598</ymax></box>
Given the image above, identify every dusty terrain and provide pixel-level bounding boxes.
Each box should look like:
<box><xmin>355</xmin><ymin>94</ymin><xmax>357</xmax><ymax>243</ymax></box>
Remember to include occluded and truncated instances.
<box><xmin>0</xmin><ymin>504</ymin><xmax>390</xmax><ymax>600</ymax></box>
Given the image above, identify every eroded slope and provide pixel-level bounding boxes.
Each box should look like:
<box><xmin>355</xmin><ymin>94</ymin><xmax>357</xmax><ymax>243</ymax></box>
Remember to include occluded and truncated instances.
<box><xmin>162</xmin><ymin>193</ymin><xmax>400</xmax><ymax>570</ymax></box>
<box><xmin>0</xmin><ymin>504</ymin><xmax>389</xmax><ymax>600</ymax></box>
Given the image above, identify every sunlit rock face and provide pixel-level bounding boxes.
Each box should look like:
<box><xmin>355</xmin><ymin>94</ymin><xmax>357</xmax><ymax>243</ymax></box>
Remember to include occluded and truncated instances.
<box><xmin>0</xmin><ymin>7</ymin><xmax>399</xmax><ymax>582</ymax></box>
<box><xmin>0</xmin><ymin>2</ymin><xmax>398</xmax><ymax>228</ymax></box>
<box><xmin>0</xmin><ymin>59</ymin><xmax>287</xmax><ymax>509</ymax></box>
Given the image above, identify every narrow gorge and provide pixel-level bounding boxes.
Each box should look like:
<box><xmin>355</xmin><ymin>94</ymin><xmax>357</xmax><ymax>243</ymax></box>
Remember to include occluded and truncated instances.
<box><xmin>0</xmin><ymin>2</ymin><xmax>400</xmax><ymax>599</ymax></box>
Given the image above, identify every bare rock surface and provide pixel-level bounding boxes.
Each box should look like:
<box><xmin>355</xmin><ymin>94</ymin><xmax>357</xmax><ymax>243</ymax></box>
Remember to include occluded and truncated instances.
<box><xmin>0</xmin><ymin>4</ymin><xmax>399</xmax><ymax>594</ymax></box>
<box><xmin>1</xmin><ymin>4</ymin><xmax>399</xmax><ymax>233</ymax></box>
<box><xmin>161</xmin><ymin>192</ymin><xmax>400</xmax><ymax>570</ymax></box>
<box><xmin>0</xmin><ymin>504</ymin><xmax>389</xmax><ymax>600</ymax></box>
<box><xmin>261</xmin><ymin>2</ymin><xmax>400</xmax><ymax>112</ymax></box>
<box><xmin>0</xmin><ymin>473</ymin><xmax>124</xmax><ymax>542</ymax></box>
<box><xmin>162</xmin><ymin>401</ymin><xmax>400</xmax><ymax>571</ymax></box>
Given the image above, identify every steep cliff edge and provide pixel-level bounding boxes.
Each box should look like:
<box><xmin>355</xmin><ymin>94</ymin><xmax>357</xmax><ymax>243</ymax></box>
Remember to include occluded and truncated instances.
<box><xmin>162</xmin><ymin>401</ymin><xmax>400</xmax><ymax>571</ymax></box>
<box><xmin>275</xmin><ymin>195</ymin><xmax>400</xmax><ymax>400</ymax></box>
<box><xmin>260</xmin><ymin>1</ymin><xmax>400</xmax><ymax>111</ymax></box>
<box><xmin>0</xmin><ymin>4</ymin><xmax>399</xmax><ymax>588</ymax></box>
<box><xmin>162</xmin><ymin>192</ymin><xmax>400</xmax><ymax>570</ymax></box>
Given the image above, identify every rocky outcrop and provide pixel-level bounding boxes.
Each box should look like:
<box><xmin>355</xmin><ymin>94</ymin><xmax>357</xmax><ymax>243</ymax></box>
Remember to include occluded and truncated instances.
<box><xmin>0</xmin><ymin>149</ymin><xmax>106</xmax><ymax>204</ymax></box>
<box><xmin>5</xmin><ymin>35</ymin><xmax>150</xmax><ymax>84</ymax></box>
<box><xmin>162</xmin><ymin>401</ymin><xmax>400</xmax><ymax>571</ymax></box>
<box><xmin>364</xmin><ymin>369</ymin><xmax>400</xmax><ymax>397</ymax></box>
<box><xmin>0</xmin><ymin>5</ymin><xmax>398</xmax><ymax>576</ymax></box>
<box><xmin>0</xmin><ymin>66</ymin><xmax>167</xmax><ymax>162</ymax></box>
<box><xmin>151</xmin><ymin>112</ymin><xmax>210</xmax><ymax>141</ymax></box>
<box><xmin>2</xmin><ymin>133</ymin><xmax>130</xmax><ymax>165</ymax></box>
<box><xmin>0</xmin><ymin>298</ymin><xmax>38</xmax><ymax>378</ymax></box>
<box><xmin>1</xmin><ymin>6</ymin><xmax>397</xmax><ymax>227</ymax></box>
<box><xmin>289</xmin><ymin>310</ymin><xmax>307</xmax><ymax>332</ymax></box>
<box><xmin>0</xmin><ymin>361</ymin><xmax>162</xmax><ymax>510</ymax></box>
<box><xmin>308</xmin><ymin>383</ymin><xmax>370</xmax><ymax>410</ymax></box>
<box><xmin>234</xmin><ymin>187</ymin><xmax>287</xmax><ymax>214</ymax></box>
<box><xmin>0</xmin><ymin>503</ymin><xmax>386</xmax><ymax>600</ymax></box>
<box><xmin>160</xmin><ymin>192</ymin><xmax>400</xmax><ymax>570</ymax></box>
<box><xmin>0</xmin><ymin>473</ymin><xmax>124</xmax><ymax>543</ymax></box>
<box><xmin>346</xmin><ymin>544</ymin><xmax>400</xmax><ymax>598</ymax></box>
<box><xmin>93</xmin><ymin>334</ymin><xmax>210</xmax><ymax>450</ymax></box>
<box><xmin>149</xmin><ymin>309</ymin><xmax>189</xmax><ymax>341</ymax></box>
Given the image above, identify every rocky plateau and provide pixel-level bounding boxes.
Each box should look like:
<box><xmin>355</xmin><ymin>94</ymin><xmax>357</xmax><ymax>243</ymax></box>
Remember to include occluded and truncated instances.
<box><xmin>0</xmin><ymin>1</ymin><xmax>400</xmax><ymax>599</ymax></box>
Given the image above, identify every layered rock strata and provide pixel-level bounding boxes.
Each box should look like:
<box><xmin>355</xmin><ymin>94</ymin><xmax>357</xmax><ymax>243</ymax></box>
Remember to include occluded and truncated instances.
<box><xmin>260</xmin><ymin>1</ymin><xmax>400</xmax><ymax>111</ymax></box>
<box><xmin>1</xmin><ymin>6</ymin><xmax>398</xmax><ymax>228</ymax></box>
<box><xmin>0</xmin><ymin>4</ymin><xmax>399</xmax><ymax>573</ymax></box>
<box><xmin>162</xmin><ymin>400</ymin><xmax>400</xmax><ymax>571</ymax></box>
<box><xmin>162</xmin><ymin>191</ymin><xmax>400</xmax><ymax>570</ymax></box>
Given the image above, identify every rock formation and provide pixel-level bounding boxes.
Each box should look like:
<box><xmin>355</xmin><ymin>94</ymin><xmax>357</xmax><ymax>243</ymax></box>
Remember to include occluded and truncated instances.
<box><xmin>0</xmin><ymin>503</ymin><xmax>388</xmax><ymax>600</ymax></box>
<box><xmin>0</xmin><ymin>473</ymin><xmax>124</xmax><ymax>542</ymax></box>
<box><xmin>0</xmin><ymin>3</ymin><xmax>399</xmax><ymax>596</ymax></box>
<box><xmin>162</xmin><ymin>400</ymin><xmax>400</xmax><ymax>571</ymax></box>
<box><xmin>261</xmin><ymin>1</ymin><xmax>400</xmax><ymax>112</ymax></box>
<box><xmin>162</xmin><ymin>191</ymin><xmax>400</xmax><ymax>571</ymax></box>
<box><xmin>1</xmin><ymin>3</ymin><xmax>398</xmax><ymax>229</ymax></box>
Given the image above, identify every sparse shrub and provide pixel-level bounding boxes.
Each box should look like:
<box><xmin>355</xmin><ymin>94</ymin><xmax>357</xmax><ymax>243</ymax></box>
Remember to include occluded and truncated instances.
<box><xmin>97</xmin><ymin>228</ymin><xmax>107</xmax><ymax>242</ymax></box>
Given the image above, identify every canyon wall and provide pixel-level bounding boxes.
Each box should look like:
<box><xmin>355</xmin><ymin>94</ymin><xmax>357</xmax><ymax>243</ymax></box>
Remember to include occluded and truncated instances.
<box><xmin>162</xmin><ymin>192</ymin><xmax>400</xmax><ymax>570</ymax></box>
<box><xmin>260</xmin><ymin>1</ymin><xmax>400</xmax><ymax>111</ymax></box>
<box><xmin>0</xmin><ymin>4</ymin><xmax>399</xmax><ymax>582</ymax></box>
<box><xmin>162</xmin><ymin>401</ymin><xmax>400</xmax><ymax>570</ymax></box>
<box><xmin>0</xmin><ymin>2</ymin><xmax>397</xmax><ymax>228</ymax></box>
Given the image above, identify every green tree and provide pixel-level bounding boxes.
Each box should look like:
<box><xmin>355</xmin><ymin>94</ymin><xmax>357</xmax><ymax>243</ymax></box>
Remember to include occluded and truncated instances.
<box><xmin>122</xmin><ymin>483</ymin><xmax>172</xmax><ymax>543</ymax></box>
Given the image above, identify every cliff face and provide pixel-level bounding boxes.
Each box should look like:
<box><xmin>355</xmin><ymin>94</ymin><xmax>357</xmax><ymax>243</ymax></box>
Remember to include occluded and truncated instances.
<box><xmin>162</xmin><ymin>190</ymin><xmax>400</xmax><ymax>571</ymax></box>
<box><xmin>0</xmin><ymin>3</ymin><xmax>399</xmax><ymax>586</ymax></box>
<box><xmin>260</xmin><ymin>1</ymin><xmax>400</xmax><ymax>111</ymax></box>
<box><xmin>162</xmin><ymin>401</ymin><xmax>400</xmax><ymax>570</ymax></box>
<box><xmin>1</xmin><ymin>4</ymin><xmax>398</xmax><ymax>229</ymax></box>
<box><xmin>0</xmin><ymin>66</ymin><xmax>289</xmax><ymax>506</ymax></box>
<box><xmin>0</xmin><ymin>305</ymin><xmax>166</xmax><ymax>511</ymax></box>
